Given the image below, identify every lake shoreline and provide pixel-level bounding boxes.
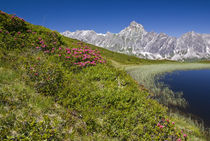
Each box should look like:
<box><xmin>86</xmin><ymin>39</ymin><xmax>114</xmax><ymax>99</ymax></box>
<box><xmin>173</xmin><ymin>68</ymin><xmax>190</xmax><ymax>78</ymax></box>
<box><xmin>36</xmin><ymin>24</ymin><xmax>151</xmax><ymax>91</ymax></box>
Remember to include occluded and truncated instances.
<box><xmin>159</xmin><ymin>69</ymin><xmax>210</xmax><ymax>128</ymax></box>
<box><xmin>125</xmin><ymin>63</ymin><xmax>210</xmax><ymax>139</ymax></box>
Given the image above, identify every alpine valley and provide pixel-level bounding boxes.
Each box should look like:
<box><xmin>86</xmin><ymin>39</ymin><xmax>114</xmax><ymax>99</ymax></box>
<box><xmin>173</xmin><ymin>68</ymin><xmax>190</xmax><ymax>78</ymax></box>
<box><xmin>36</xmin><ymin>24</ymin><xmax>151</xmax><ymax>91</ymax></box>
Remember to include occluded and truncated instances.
<box><xmin>61</xmin><ymin>21</ymin><xmax>210</xmax><ymax>60</ymax></box>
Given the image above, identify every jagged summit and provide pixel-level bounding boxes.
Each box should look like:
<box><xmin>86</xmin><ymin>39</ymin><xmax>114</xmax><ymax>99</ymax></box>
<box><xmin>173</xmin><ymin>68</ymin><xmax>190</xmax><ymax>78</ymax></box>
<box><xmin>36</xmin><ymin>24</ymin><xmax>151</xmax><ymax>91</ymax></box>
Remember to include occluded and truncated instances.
<box><xmin>119</xmin><ymin>21</ymin><xmax>146</xmax><ymax>37</ymax></box>
<box><xmin>61</xmin><ymin>22</ymin><xmax>210</xmax><ymax>60</ymax></box>
<box><xmin>129</xmin><ymin>21</ymin><xmax>144</xmax><ymax>28</ymax></box>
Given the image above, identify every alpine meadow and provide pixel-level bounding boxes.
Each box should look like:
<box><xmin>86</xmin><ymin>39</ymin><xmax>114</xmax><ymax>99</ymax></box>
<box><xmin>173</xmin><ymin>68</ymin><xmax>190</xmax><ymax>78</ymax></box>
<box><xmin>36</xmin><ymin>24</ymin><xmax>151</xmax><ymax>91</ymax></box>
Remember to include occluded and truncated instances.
<box><xmin>1</xmin><ymin>1</ymin><xmax>210</xmax><ymax>140</ymax></box>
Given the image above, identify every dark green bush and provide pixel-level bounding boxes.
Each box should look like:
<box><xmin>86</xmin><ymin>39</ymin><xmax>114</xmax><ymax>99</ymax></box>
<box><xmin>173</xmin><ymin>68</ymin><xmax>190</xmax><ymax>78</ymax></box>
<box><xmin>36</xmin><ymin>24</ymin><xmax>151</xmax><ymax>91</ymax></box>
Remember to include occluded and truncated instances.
<box><xmin>0</xmin><ymin>11</ymin><xmax>27</xmax><ymax>32</ymax></box>
<box><xmin>0</xmin><ymin>10</ymin><xmax>63</xmax><ymax>50</ymax></box>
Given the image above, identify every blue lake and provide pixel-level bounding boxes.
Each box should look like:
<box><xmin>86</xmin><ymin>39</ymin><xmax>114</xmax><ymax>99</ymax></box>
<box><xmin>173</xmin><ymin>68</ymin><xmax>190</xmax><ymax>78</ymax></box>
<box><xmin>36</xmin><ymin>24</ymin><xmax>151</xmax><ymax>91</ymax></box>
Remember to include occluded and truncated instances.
<box><xmin>159</xmin><ymin>69</ymin><xmax>210</xmax><ymax>127</ymax></box>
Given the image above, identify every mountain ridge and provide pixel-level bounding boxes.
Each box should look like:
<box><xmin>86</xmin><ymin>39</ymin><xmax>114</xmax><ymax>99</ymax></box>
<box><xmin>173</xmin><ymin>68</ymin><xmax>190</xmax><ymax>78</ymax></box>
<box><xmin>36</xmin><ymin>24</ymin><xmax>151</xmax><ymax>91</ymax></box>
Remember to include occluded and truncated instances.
<box><xmin>61</xmin><ymin>21</ymin><xmax>210</xmax><ymax>60</ymax></box>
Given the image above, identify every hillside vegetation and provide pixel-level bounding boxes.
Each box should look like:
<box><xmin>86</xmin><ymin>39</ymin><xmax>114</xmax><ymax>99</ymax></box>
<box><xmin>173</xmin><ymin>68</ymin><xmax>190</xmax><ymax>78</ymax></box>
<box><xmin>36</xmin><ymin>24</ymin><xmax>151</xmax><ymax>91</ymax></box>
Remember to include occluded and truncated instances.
<box><xmin>0</xmin><ymin>10</ymin><xmax>204</xmax><ymax>140</ymax></box>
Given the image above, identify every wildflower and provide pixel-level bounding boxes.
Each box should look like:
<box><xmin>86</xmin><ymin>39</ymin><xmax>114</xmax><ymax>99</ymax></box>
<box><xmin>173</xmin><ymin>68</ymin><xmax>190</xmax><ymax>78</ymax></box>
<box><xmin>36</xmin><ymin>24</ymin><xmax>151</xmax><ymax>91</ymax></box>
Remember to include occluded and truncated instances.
<box><xmin>36</xmin><ymin>46</ymin><xmax>40</xmax><ymax>49</ymax></box>
<box><xmin>17</xmin><ymin>31</ymin><xmax>21</xmax><ymax>35</ymax></box>
<box><xmin>35</xmin><ymin>73</ymin><xmax>38</xmax><ymax>76</ymax></box>
<box><xmin>157</xmin><ymin>123</ymin><xmax>160</xmax><ymax>127</ymax></box>
<box><xmin>177</xmin><ymin>138</ymin><xmax>181</xmax><ymax>141</ymax></box>
<box><xmin>59</xmin><ymin>54</ymin><xmax>61</xmax><ymax>56</ymax></box>
<box><xmin>183</xmin><ymin>134</ymin><xmax>187</xmax><ymax>138</ymax></box>
<box><xmin>159</xmin><ymin>125</ymin><xmax>164</xmax><ymax>129</ymax></box>
<box><xmin>0</xmin><ymin>30</ymin><xmax>2</xmax><ymax>33</ymax></box>
<box><xmin>166</xmin><ymin>119</ymin><xmax>169</xmax><ymax>122</ymax></box>
<box><xmin>59</xmin><ymin>47</ymin><xmax>62</xmax><ymax>50</ymax></box>
<box><xmin>41</xmin><ymin>45</ymin><xmax>46</xmax><ymax>48</ymax></box>
<box><xmin>172</xmin><ymin>122</ymin><xmax>175</xmax><ymax>125</ymax></box>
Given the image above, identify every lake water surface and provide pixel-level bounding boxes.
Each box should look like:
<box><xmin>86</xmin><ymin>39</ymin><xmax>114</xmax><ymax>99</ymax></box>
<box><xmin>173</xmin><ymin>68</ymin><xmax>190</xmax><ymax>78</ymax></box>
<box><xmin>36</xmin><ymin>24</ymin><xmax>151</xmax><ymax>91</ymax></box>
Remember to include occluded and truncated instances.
<box><xmin>159</xmin><ymin>69</ymin><xmax>210</xmax><ymax>127</ymax></box>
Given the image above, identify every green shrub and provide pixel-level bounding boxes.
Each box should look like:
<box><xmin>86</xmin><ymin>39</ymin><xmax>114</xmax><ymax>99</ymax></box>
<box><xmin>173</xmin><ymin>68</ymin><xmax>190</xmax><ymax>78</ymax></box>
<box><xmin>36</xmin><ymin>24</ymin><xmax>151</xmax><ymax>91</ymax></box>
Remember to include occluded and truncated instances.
<box><xmin>25</xmin><ymin>58</ymin><xmax>64</xmax><ymax>96</ymax></box>
<box><xmin>0</xmin><ymin>10</ymin><xmax>63</xmax><ymax>50</ymax></box>
<box><xmin>0</xmin><ymin>11</ymin><xmax>27</xmax><ymax>32</ymax></box>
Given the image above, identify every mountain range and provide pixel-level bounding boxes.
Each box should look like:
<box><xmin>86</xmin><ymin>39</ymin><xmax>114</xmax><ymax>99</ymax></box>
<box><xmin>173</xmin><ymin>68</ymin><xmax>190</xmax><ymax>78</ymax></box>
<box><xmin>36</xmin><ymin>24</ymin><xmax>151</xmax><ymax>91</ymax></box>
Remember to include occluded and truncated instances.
<box><xmin>61</xmin><ymin>21</ymin><xmax>210</xmax><ymax>60</ymax></box>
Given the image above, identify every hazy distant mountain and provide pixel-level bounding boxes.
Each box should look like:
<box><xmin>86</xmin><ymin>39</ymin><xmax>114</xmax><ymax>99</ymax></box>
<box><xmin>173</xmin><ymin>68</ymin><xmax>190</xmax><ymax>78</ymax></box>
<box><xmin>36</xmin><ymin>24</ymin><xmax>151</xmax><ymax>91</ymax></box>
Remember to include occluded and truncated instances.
<box><xmin>61</xmin><ymin>21</ymin><xmax>210</xmax><ymax>60</ymax></box>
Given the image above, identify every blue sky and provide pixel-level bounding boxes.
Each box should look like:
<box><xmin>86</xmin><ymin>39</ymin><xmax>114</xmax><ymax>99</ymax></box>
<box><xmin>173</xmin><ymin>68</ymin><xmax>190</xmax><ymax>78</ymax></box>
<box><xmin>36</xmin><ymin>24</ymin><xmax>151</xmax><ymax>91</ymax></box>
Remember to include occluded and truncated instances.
<box><xmin>1</xmin><ymin>0</ymin><xmax>210</xmax><ymax>37</ymax></box>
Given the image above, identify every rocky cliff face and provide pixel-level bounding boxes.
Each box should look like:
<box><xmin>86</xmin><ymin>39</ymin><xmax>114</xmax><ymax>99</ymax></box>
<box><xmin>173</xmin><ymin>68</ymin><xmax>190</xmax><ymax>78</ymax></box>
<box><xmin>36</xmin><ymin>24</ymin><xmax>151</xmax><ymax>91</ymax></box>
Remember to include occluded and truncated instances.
<box><xmin>61</xmin><ymin>21</ymin><xmax>210</xmax><ymax>60</ymax></box>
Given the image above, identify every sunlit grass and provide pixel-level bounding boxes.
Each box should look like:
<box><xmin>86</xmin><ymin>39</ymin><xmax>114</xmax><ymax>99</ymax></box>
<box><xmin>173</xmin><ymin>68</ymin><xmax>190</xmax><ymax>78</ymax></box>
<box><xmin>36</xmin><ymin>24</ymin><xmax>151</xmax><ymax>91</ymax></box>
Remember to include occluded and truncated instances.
<box><xmin>0</xmin><ymin>67</ymin><xmax>84</xmax><ymax>140</ymax></box>
<box><xmin>169</xmin><ymin>112</ymin><xmax>207</xmax><ymax>141</ymax></box>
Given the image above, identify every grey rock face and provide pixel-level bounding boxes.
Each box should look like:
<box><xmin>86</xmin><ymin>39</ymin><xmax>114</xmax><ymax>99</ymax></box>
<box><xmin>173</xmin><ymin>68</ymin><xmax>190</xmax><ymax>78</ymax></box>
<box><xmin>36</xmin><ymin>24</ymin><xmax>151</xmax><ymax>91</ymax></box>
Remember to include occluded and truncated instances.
<box><xmin>61</xmin><ymin>21</ymin><xmax>210</xmax><ymax>60</ymax></box>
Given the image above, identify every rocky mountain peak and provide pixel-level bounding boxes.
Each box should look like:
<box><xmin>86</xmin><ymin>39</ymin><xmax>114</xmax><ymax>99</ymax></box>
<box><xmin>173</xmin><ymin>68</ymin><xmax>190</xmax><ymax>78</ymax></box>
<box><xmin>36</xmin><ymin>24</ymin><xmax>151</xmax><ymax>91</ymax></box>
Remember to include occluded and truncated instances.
<box><xmin>129</xmin><ymin>21</ymin><xmax>144</xmax><ymax>28</ymax></box>
<box><xmin>119</xmin><ymin>21</ymin><xmax>146</xmax><ymax>36</ymax></box>
<box><xmin>61</xmin><ymin>22</ymin><xmax>210</xmax><ymax>60</ymax></box>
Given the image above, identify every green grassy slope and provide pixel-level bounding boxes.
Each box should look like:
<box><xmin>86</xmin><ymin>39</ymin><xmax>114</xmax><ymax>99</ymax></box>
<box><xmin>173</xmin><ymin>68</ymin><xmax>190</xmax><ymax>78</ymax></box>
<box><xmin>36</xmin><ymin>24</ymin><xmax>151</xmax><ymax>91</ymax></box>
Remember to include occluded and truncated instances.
<box><xmin>0</xmin><ymin>10</ymin><xmax>204</xmax><ymax>140</ymax></box>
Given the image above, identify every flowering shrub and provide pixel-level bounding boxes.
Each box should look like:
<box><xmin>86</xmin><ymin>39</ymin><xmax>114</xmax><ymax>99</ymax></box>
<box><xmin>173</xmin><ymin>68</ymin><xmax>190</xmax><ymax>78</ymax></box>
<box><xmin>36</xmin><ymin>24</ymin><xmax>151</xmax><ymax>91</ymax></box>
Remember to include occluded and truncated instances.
<box><xmin>26</xmin><ymin>58</ymin><xmax>64</xmax><ymax>96</ymax></box>
<box><xmin>0</xmin><ymin>10</ymin><xmax>105</xmax><ymax>69</ymax></box>
<box><xmin>0</xmin><ymin>11</ymin><xmax>27</xmax><ymax>33</ymax></box>
<box><xmin>0</xmin><ymin>10</ymin><xmax>63</xmax><ymax>50</ymax></box>
<box><xmin>154</xmin><ymin>118</ymin><xmax>188</xmax><ymax>141</ymax></box>
<box><xmin>50</xmin><ymin>46</ymin><xmax>106</xmax><ymax>68</ymax></box>
<box><xmin>32</xmin><ymin>31</ymin><xmax>63</xmax><ymax>51</ymax></box>
<box><xmin>25</xmin><ymin>45</ymin><xmax>106</xmax><ymax>96</ymax></box>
